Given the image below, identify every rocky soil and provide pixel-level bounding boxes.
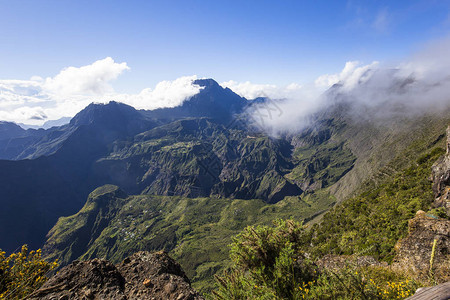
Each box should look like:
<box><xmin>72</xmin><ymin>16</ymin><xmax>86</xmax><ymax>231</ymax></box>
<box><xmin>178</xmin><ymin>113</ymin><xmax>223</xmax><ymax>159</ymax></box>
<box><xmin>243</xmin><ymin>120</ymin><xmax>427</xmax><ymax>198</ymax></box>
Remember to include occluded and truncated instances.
<box><xmin>29</xmin><ymin>251</ymin><xmax>203</xmax><ymax>300</ymax></box>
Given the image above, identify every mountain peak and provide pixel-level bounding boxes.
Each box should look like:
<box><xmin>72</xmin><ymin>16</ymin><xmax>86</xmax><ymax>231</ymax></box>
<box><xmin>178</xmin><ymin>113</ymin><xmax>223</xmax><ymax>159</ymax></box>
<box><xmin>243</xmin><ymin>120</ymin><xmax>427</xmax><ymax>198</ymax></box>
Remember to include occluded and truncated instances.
<box><xmin>70</xmin><ymin>101</ymin><xmax>141</xmax><ymax>127</ymax></box>
<box><xmin>193</xmin><ymin>78</ymin><xmax>220</xmax><ymax>89</ymax></box>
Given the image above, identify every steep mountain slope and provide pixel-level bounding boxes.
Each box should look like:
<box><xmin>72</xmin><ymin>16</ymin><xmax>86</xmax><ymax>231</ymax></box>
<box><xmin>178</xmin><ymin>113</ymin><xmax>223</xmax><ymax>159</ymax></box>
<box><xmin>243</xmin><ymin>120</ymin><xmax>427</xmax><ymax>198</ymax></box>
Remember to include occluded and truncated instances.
<box><xmin>0</xmin><ymin>121</ymin><xmax>46</xmax><ymax>159</ymax></box>
<box><xmin>40</xmin><ymin>96</ymin><xmax>450</xmax><ymax>291</ymax></box>
<box><xmin>2</xmin><ymin>79</ymin><xmax>352</xmax><ymax>254</ymax></box>
<box><xmin>2</xmin><ymin>76</ymin><xmax>450</xmax><ymax>283</ymax></box>
<box><xmin>0</xmin><ymin>102</ymin><xmax>157</xmax><ymax>253</ymax></box>
<box><xmin>43</xmin><ymin>185</ymin><xmax>335</xmax><ymax>292</ymax></box>
<box><xmin>308</xmin><ymin>145</ymin><xmax>446</xmax><ymax>262</ymax></box>
<box><xmin>0</xmin><ymin>80</ymin><xmax>304</xmax><ymax>254</ymax></box>
<box><xmin>42</xmin><ymin>119</ymin><xmax>450</xmax><ymax>293</ymax></box>
<box><xmin>287</xmin><ymin>97</ymin><xmax>450</xmax><ymax>204</ymax></box>
<box><xmin>93</xmin><ymin>117</ymin><xmax>302</xmax><ymax>202</ymax></box>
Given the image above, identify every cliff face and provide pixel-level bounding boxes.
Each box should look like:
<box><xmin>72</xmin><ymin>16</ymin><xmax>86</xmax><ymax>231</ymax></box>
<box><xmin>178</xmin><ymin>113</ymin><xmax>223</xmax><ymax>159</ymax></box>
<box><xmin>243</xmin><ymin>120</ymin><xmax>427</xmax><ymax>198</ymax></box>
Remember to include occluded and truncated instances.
<box><xmin>430</xmin><ymin>125</ymin><xmax>450</xmax><ymax>215</ymax></box>
<box><xmin>29</xmin><ymin>251</ymin><xmax>203</xmax><ymax>300</ymax></box>
<box><xmin>392</xmin><ymin>211</ymin><xmax>450</xmax><ymax>283</ymax></box>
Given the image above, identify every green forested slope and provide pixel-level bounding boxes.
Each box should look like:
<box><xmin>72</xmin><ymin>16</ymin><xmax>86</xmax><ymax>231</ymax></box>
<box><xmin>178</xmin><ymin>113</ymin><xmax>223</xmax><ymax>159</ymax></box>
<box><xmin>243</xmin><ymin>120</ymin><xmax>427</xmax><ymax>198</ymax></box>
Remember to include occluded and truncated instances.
<box><xmin>43</xmin><ymin>186</ymin><xmax>335</xmax><ymax>292</ymax></box>
<box><xmin>308</xmin><ymin>145</ymin><xmax>446</xmax><ymax>262</ymax></box>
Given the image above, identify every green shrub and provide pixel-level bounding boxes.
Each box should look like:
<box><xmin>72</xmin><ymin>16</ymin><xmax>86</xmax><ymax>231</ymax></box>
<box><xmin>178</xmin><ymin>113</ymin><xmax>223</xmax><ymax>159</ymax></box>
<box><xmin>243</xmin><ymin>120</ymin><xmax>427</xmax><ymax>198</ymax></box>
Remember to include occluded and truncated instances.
<box><xmin>306</xmin><ymin>265</ymin><xmax>418</xmax><ymax>299</ymax></box>
<box><xmin>211</xmin><ymin>219</ymin><xmax>420</xmax><ymax>299</ymax></box>
<box><xmin>212</xmin><ymin>219</ymin><xmax>317</xmax><ymax>299</ymax></box>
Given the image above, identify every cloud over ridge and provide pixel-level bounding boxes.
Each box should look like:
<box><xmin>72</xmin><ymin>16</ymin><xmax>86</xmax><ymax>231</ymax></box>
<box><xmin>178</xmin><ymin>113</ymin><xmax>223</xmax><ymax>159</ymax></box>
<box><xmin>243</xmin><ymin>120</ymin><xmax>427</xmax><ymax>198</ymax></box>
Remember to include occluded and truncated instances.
<box><xmin>2</xmin><ymin>37</ymin><xmax>450</xmax><ymax>129</ymax></box>
<box><xmin>237</xmin><ymin>37</ymin><xmax>450</xmax><ymax>135</ymax></box>
<box><xmin>0</xmin><ymin>59</ymin><xmax>202</xmax><ymax>125</ymax></box>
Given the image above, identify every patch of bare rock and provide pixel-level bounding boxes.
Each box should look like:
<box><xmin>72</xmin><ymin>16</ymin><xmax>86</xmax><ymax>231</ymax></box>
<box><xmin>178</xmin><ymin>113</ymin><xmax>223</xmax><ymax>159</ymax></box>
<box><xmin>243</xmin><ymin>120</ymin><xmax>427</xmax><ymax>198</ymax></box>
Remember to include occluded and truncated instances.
<box><xmin>29</xmin><ymin>251</ymin><xmax>204</xmax><ymax>300</ymax></box>
<box><xmin>392</xmin><ymin>210</ymin><xmax>450</xmax><ymax>282</ymax></box>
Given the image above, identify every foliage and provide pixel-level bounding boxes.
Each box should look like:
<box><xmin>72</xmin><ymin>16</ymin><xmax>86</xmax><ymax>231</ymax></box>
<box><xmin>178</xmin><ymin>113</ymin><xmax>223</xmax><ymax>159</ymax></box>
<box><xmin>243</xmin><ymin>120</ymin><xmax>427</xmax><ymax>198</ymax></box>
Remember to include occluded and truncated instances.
<box><xmin>0</xmin><ymin>245</ymin><xmax>58</xmax><ymax>299</ymax></box>
<box><xmin>308</xmin><ymin>147</ymin><xmax>446</xmax><ymax>262</ymax></box>
<box><xmin>306</xmin><ymin>265</ymin><xmax>418</xmax><ymax>299</ymax></box>
<box><xmin>212</xmin><ymin>219</ymin><xmax>318</xmax><ymax>299</ymax></box>
<box><xmin>211</xmin><ymin>220</ymin><xmax>420</xmax><ymax>299</ymax></box>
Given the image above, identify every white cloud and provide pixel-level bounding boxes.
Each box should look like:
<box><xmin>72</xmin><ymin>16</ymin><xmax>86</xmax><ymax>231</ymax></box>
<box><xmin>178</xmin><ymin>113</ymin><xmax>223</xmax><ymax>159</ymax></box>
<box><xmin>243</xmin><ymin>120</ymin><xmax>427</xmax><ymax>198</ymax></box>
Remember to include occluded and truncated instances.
<box><xmin>220</xmin><ymin>80</ymin><xmax>278</xmax><ymax>99</ymax></box>
<box><xmin>43</xmin><ymin>57</ymin><xmax>129</xmax><ymax>96</ymax></box>
<box><xmin>220</xmin><ymin>80</ymin><xmax>305</xmax><ymax>100</ymax></box>
<box><xmin>3</xmin><ymin>37</ymin><xmax>450</xmax><ymax>131</ymax></box>
<box><xmin>221</xmin><ymin>80</ymin><xmax>325</xmax><ymax>136</ymax></box>
<box><xmin>0</xmin><ymin>59</ymin><xmax>202</xmax><ymax>125</ymax></box>
<box><xmin>116</xmin><ymin>75</ymin><xmax>203</xmax><ymax>110</ymax></box>
<box><xmin>244</xmin><ymin>37</ymin><xmax>450</xmax><ymax>135</ymax></box>
<box><xmin>314</xmin><ymin>61</ymin><xmax>379</xmax><ymax>90</ymax></box>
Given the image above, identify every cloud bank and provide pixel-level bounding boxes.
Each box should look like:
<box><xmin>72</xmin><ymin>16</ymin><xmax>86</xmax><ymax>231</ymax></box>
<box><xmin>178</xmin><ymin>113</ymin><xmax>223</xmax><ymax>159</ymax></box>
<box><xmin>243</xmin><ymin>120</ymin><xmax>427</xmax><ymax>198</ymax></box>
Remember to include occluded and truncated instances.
<box><xmin>234</xmin><ymin>37</ymin><xmax>450</xmax><ymax>135</ymax></box>
<box><xmin>0</xmin><ymin>58</ymin><xmax>202</xmax><ymax>125</ymax></box>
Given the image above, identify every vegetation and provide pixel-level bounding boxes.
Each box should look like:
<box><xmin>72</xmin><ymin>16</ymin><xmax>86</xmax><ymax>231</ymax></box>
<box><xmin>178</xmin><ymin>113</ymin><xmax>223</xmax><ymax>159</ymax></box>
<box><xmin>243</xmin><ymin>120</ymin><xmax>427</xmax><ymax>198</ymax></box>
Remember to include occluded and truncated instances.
<box><xmin>212</xmin><ymin>219</ymin><xmax>315</xmax><ymax>299</ymax></box>
<box><xmin>44</xmin><ymin>186</ymin><xmax>335</xmax><ymax>293</ymax></box>
<box><xmin>287</xmin><ymin>140</ymin><xmax>356</xmax><ymax>191</ymax></box>
<box><xmin>211</xmin><ymin>220</ymin><xmax>419</xmax><ymax>299</ymax></box>
<box><xmin>210</xmin><ymin>144</ymin><xmax>449</xmax><ymax>299</ymax></box>
<box><xmin>44</xmin><ymin>138</ymin><xmax>449</xmax><ymax>294</ymax></box>
<box><xmin>0</xmin><ymin>245</ymin><xmax>58</xmax><ymax>299</ymax></box>
<box><xmin>307</xmin><ymin>147</ymin><xmax>446</xmax><ymax>262</ymax></box>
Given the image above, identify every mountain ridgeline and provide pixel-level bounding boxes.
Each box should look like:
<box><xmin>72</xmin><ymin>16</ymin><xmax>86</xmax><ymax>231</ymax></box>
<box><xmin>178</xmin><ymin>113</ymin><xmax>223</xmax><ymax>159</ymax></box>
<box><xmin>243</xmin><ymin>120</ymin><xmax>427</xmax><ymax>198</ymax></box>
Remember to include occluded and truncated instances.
<box><xmin>0</xmin><ymin>79</ymin><xmax>351</xmax><ymax>254</ymax></box>
<box><xmin>1</xmin><ymin>78</ymin><xmax>450</xmax><ymax>294</ymax></box>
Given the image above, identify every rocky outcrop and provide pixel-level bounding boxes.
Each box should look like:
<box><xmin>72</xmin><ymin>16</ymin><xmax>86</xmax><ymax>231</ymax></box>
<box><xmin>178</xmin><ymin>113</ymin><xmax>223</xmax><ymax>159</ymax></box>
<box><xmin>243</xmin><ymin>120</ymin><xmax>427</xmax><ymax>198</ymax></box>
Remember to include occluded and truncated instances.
<box><xmin>392</xmin><ymin>211</ymin><xmax>450</xmax><ymax>282</ymax></box>
<box><xmin>29</xmin><ymin>251</ymin><xmax>203</xmax><ymax>300</ymax></box>
<box><xmin>430</xmin><ymin>125</ymin><xmax>450</xmax><ymax>215</ymax></box>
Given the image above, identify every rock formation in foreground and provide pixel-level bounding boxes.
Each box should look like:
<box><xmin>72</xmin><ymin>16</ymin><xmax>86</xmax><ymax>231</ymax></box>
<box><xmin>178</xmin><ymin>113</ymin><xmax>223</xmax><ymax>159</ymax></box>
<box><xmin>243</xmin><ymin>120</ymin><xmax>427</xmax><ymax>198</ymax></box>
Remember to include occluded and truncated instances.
<box><xmin>431</xmin><ymin>125</ymin><xmax>450</xmax><ymax>215</ymax></box>
<box><xmin>29</xmin><ymin>251</ymin><xmax>204</xmax><ymax>300</ymax></box>
<box><xmin>392</xmin><ymin>210</ymin><xmax>450</xmax><ymax>283</ymax></box>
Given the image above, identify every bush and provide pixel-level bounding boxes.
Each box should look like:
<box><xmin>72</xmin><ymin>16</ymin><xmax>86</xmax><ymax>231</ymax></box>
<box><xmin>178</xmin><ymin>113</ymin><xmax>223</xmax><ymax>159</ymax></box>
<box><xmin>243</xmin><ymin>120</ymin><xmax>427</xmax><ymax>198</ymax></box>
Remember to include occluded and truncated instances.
<box><xmin>211</xmin><ymin>219</ymin><xmax>421</xmax><ymax>299</ymax></box>
<box><xmin>212</xmin><ymin>219</ymin><xmax>317</xmax><ymax>299</ymax></box>
<box><xmin>0</xmin><ymin>245</ymin><xmax>58</xmax><ymax>299</ymax></box>
<box><xmin>307</xmin><ymin>265</ymin><xmax>418</xmax><ymax>299</ymax></box>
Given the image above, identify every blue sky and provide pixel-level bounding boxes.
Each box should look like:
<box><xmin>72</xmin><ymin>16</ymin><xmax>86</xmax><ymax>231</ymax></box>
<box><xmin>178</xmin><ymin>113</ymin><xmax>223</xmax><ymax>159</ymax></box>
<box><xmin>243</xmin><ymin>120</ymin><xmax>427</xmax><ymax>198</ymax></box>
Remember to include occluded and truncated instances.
<box><xmin>1</xmin><ymin>0</ymin><xmax>449</xmax><ymax>90</ymax></box>
<box><xmin>0</xmin><ymin>0</ymin><xmax>450</xmax><ymax>124</ymax></box>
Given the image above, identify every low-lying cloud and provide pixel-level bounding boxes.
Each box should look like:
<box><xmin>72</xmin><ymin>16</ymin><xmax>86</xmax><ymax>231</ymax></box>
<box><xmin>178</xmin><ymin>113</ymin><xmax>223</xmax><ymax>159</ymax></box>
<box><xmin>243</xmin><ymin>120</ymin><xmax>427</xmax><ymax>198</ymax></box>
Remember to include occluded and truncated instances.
<box><xmin>233</xmin><ymin>37</ymin><xmax>450</xmax><ymax>135</ymax></box>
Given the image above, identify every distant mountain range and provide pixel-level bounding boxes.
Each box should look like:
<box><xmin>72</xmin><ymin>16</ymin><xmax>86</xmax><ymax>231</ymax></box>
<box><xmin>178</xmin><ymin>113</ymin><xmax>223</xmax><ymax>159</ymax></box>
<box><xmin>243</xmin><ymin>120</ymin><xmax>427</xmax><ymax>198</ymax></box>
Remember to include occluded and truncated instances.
<box><xmin>0</xmin><ymin>78</ymin><xmax>449</xmax><ymax>282</ymax></box>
